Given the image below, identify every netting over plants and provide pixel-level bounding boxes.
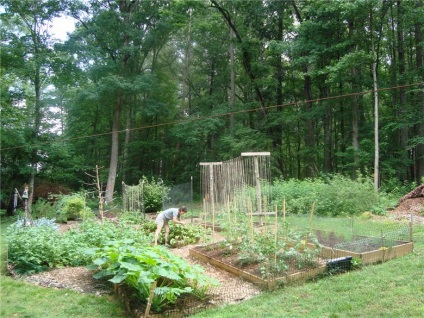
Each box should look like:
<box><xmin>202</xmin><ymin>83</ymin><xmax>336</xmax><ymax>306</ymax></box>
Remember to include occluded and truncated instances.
<box><xmin>162</xmin><ymin>179</ymin><xmax>193</xmax><ymax>210</ymax></box>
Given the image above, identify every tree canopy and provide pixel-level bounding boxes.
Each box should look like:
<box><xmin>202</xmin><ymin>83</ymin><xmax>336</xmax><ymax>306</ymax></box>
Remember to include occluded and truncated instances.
<box><xmin>1</xmin><ymin>0</ymin><xmax>423</xmax><ymax>208</ymax></box>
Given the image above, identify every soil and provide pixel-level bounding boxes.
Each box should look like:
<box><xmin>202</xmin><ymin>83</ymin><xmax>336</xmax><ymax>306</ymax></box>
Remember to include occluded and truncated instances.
<box><xmin>13</xmin><ymin>196</ymin><xmax>424</xmax><ymax>312</ymax></box>
<box><xmin>388</xmin><ymin>197</ymin><xmax>424</xmax><ymax>224</ymax></box>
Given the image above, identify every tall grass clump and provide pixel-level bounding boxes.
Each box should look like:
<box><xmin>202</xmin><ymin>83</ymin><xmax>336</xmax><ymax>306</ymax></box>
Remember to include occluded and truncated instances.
<box><xmin>272</xmin><ymin>174</ymin><xmax>383</xmax><ymax>216</ymax></box>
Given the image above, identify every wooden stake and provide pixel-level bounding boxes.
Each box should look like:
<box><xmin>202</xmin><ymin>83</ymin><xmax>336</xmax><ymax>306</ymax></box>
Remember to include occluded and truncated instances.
<box><xmin>249</xmin><ymin>199</ymin><xmax>254</xmax><ymax>243</ymax></box>
<box><xmin>274</xmin><ymin>205</ymin><xmax>278</xmax><ymax>265</ymax></box>
<box><xmin>144</xmin><ymin>281</ymin><xmax>157</xmax><ymax>318</ymax></box>
<box><xmin>282</xmin><ymin>198</ymin><xmax>286</xmax><ymax>240</ymax></box>
<box><xmin>227</xmin><ymin>196</ymin><xmax>231</xmax><ymax>239</ymax></box>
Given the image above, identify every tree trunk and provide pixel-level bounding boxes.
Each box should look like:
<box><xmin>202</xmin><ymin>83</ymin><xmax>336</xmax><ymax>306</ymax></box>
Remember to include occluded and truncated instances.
<box><xmin>304</xmin><ymin>69</ymin><xmax>316</xmax><ymax>177</ymax></box>
<box><xmin>105</xmin><ymin>94</ymin><xmax>123</xmax><ymax>203</ymax></box>
<box><xmin>229</xmin><ymin>26</ymin><xmax>235</xmax><ymax>135</ymax></box>
<box><xmin>397</xmin><ymin>0</ymin><xmax>409</xmax><ymax>180</ymax></box>
<box><xmin>414</xmin><ymin>0</ymin><xmax>424</xmax><ymax>182</ymax></box>
<box><xmin>322</xmin><ymin>86</ymin><xmax>332</xmax><ymax>173</ymax></box>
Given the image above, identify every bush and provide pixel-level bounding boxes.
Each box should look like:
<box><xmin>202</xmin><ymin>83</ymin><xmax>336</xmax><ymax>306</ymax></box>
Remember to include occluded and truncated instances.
<box><xmin>140</xmin><ymin>176</ymin><xmax>165</xmax><ymax>212</ymax></box>
<box><xmin>31</xmin><ymin>198</ymin><xmax>56</xmax><ymax>219</ymax></box>
<box><xmin>54</xmin><ymin>193</ymin><xmax>93</xmax><ymax>222</ymax></box>
<box><xmin>87</xmin><ymin>241</ymin><xmax>218</xmax><ymax>313</ymax></box>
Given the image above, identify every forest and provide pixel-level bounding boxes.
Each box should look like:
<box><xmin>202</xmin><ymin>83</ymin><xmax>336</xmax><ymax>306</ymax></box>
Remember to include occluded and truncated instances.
<box><xmin>1</xmin><ymin>0</ymin><xmax>423</xmax><ymax>211</ymax></box>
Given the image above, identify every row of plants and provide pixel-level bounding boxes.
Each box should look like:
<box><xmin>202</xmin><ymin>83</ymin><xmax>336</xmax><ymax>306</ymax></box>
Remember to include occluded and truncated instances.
<box><xmin>268</xmin><ymin>173</ymin><xmax>413</xmax><ymax>216</ymax></box>
<box><xmin>6</xmin><ymin>218</ymin><xmax>151</xmax><ymax>274</ymax></box>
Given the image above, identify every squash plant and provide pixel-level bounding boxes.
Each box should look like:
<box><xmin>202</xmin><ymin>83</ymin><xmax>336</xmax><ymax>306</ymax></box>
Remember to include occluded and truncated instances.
<box><xmin>87</xmin><ymin>240</ymin><xmax>218</xmax><ymax>313</ymax></box>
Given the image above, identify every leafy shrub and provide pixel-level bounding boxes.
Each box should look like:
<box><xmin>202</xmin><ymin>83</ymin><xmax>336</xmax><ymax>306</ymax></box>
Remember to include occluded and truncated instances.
<box><xmin>272</xmin><ymin>174</ymin><xmax>382</xmax><ymax>216</ymax></box>
<box><xmin>31</xmin><ymin>198</ymin><xmax>56</xmax><ymax>219</ymax></box>
<box><xmin>54</xmin><ymin>193</ymin><xmax>93</xmax><ymax>222</ymax></box>
<box><xmin>140</xmin><ymin>176</ymin><xmax>165</xmax><ymax>212</ymax></box>
<box><xmin>87</xmin><ymin>241</ymin><xmax>218</xmax><ymax>313</ymax></box>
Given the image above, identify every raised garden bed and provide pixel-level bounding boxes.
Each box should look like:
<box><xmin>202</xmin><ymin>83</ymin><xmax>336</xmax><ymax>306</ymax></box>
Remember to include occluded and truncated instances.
<box><xmin>189</xmin><ymin>242</ymin><xmax>326</xmax><ymax>290</ymax></box>
<box><xmin>189</xmin><ymin>230</ymin><xmax>414</xmax><ymax>290</ymax></box>
<box><xmin>314</xmin><ymin>230</ymin><xmax>414</xmax><ymax>264</ymax></box>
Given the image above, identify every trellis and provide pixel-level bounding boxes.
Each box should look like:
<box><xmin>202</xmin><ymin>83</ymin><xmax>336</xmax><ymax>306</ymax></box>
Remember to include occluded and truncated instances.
<box><xmin>122</xmin><ymin>181</ymin><xmax>145</xmax><ymax>215</ymax></box>
<box><xmin>200</xmin><ymin>152</ymin><xmax>272</xmax><ymax>222</ymax></box>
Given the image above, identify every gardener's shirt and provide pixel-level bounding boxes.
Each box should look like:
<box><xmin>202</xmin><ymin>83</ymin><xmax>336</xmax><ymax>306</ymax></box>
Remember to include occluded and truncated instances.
<box><xmin>161</xmin><ymin>208</ymin><xmax>179</xmax><ymax>221</ymax></box>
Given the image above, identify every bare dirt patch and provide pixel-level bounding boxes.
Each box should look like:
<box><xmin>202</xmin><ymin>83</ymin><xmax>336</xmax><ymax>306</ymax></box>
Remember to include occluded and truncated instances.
<box><xmin>388</xmin><ymin>197</ymin><xmax>424</xmax><ymax>224</ymax></box>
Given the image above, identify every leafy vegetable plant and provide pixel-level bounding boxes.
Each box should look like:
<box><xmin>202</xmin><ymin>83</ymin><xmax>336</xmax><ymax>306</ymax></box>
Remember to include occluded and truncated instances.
<box><xmin>87</xmin><ymin>240</ymin><xmax>218</xmax><ymax>312</ymax></box>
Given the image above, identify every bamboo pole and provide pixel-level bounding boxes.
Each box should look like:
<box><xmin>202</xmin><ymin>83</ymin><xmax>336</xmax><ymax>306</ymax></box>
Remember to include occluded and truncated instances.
<box><xmin>282</xmin><ymin>198</ymin><xmax>286</xmax><ymax>240</ymax></box>
<box><xmin>249</xmin><ymin>199</ymin><xmax>254</xmax><ymax>243</ymax></box>
<box><xmin>274</xmin><ymin>205</ymin><xmax>278</xmax><ymax>266</ymax></box>
<box><xmin>227</xmin><ymin>196</ymin><xmax>231</xmax><ymax>240</ymax></box>
<box><xmin>203</xmin><ymin>198</ymin><xmax>207</xmax><ymax>230</ymax></box>
<box><xmin>144</xmin><ymin>281</ymin><xmax>157</xmax><ymax>318</ymax></box>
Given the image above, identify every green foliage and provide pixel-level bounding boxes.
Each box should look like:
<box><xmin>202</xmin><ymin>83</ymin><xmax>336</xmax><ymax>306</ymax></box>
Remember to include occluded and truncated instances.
<box><xmin>66</xmin><ymin>219</ymin><xmax>152</xmax><ymax>248</ymax></box>
<box><xmin>6</xmin><ymin>219</ymin><xmax>152</xmax><ymax>274</ymax></box>
<box><xmin>272</xmin><ymin>174</ymin><xmax>384</xmax><ymax>216</ymax></box>
<box><xmin>87</xmin><ymin>241</ymin><xmax>218</xmax><ymax>313</ymax></box>
<box><xmin>217</xmin><ymin>211</ymin><xmax>322</xmax><ymax>279</ymax></box>
<box><xmin>6</xmin><ymin>224</ymin><xmax>90</xmax><ymax>274</ymax></box>
<box><xmin>31</xmin><ymin>198</ymin><xmax>56</xmax><ymax>219</ymax></box>
<box><xmin>141</xmin><ymin>220</ymin><xmax>211</xmax><ymax>247</ymax></box>
<box><xmin>141</xmin><ymin>176</ymin><xmax>166</xmax><ymax>212</ymax></box>
<box><xmin>54</xmin><ymin>193</ymin><xmax>93</xmax><ymax>222</ymax></box>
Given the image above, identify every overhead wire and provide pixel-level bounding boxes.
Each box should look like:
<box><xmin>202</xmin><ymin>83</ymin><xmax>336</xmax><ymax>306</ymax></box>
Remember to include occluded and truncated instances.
<box><xmin>1</xmin><ymin>81</ymin><xmax>423</xmax><ymax>152</ymax></box>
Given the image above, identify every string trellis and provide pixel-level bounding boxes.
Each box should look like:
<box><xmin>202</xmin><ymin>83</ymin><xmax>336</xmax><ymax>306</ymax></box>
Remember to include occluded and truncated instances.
<box><xmin>200</xmin><ymin>152</ymin><xmax>272</xmax><ymax>219</ymax></box>
<box><xmin>122</xmin><ymin>181</ymin><xmax>145</xmax><ymax>214</ymax></box>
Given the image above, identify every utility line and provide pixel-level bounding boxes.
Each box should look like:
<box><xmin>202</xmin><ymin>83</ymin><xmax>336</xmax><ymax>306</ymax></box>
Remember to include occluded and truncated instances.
<box><xmin>1</xmin><ymin>81</ymin><xmax>423</xmax><ymax>152</ymax></box>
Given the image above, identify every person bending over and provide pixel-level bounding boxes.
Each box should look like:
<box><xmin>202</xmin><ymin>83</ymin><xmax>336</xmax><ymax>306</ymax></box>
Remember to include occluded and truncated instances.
<box><xmin>154</xmin><ymin>206</ymin><xmax>187</xmax><ymax>246</ymax></box>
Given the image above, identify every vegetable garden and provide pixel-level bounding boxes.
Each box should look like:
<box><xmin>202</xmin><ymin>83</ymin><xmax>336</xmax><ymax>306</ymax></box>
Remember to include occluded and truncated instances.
<box><xmin>3</xmin><ymin>155</ymin><xmax>418</xmax><ymax>317</ymax></box>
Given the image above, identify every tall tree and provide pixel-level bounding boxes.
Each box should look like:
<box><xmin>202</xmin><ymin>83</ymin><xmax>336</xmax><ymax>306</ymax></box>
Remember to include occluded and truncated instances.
<box><xmin>1</xmin><ymin>0</ymin><xmax>64</xmax><ymax>210</ymax></box>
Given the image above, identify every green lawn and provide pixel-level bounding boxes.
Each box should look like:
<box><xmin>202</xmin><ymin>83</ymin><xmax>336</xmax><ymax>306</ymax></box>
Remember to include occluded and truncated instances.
<box><xmin>1</xmin><ymin>217</ymin><xmax>423</xmax><ymax>318</ymax></box>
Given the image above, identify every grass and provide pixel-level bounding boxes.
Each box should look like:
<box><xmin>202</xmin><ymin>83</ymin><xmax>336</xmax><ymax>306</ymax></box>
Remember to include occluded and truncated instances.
<box><xmin>1</xmin><ymin>216</ymin><xmax>423</xmax><ymax>318</ymax></box>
